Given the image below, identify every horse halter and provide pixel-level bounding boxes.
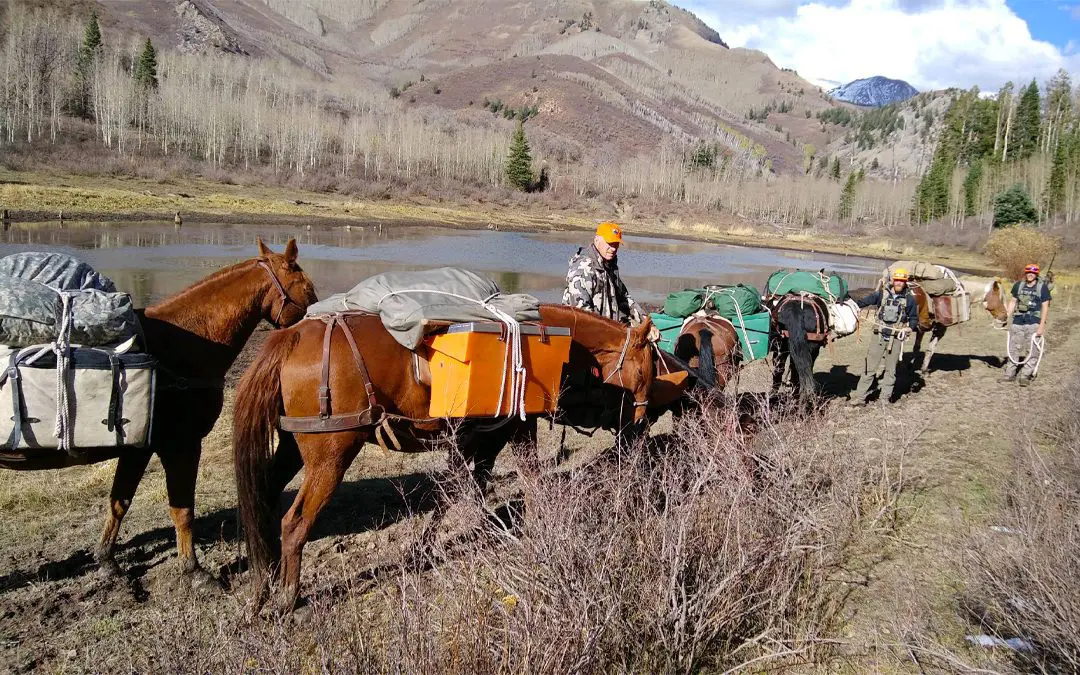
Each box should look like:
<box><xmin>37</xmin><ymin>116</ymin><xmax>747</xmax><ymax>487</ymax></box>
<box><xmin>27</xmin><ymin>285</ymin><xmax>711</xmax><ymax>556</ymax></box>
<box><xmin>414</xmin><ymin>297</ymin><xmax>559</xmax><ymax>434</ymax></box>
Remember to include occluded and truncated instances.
<box><xmin>257</xmin><ymin>258</ymin><xmax>296</xmax><ymax>326</ymax></box>
<box><xmin>603</xmin><ymin>324</ymin><xmax>650</xmax><ymax>409</ymax></box>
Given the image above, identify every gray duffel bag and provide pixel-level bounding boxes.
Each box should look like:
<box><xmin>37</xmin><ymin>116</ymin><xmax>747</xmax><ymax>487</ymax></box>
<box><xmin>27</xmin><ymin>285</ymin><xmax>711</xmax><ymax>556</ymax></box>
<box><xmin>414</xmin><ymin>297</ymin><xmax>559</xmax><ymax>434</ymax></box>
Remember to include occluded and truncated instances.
<box><xmin>0</xmin><ymin>346</ymin><xmax>156</xmax><ymax>452</ymax></box>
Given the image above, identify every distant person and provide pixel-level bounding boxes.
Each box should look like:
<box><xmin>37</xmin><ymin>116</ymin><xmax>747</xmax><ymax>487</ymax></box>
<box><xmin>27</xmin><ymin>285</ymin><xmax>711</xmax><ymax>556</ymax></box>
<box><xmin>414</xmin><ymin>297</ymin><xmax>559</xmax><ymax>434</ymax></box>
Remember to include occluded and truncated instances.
<box><xmin>1002</xmin><ymin>263</ymin><xmax>1051</xmax><ymax>387</ymax></box>
<box><xmin>564</xmin><ymin>222</ymin><xmax>657</xmax><ymax>341</ymax></box>
<box><xmin>849</xmin><ymin>268</ymin><xmax>920</xmax><ymax>406</ymax></box>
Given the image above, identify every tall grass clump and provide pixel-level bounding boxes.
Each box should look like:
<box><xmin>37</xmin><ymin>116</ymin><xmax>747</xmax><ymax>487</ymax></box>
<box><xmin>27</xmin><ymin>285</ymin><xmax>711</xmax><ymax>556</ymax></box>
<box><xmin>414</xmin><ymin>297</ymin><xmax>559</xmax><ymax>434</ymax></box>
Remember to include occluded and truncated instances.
<box><xmin>984</xmin><ymin>226</ymin><xmax>1061</xmax><ymax>280</ymax></box>
<box><xmin>963</xmin><ymin>376</ymin><xmax>1080</xmax><ymax>672</ymax></box>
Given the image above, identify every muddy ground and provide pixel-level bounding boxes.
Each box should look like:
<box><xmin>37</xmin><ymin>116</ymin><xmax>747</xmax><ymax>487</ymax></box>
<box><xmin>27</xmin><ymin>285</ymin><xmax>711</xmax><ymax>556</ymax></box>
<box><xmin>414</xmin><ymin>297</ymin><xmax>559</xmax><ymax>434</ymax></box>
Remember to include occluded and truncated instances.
<box><xmin>1</xmin><ymin>292</ymin><xmax>1078</xmax><ymax>672</ymax></box>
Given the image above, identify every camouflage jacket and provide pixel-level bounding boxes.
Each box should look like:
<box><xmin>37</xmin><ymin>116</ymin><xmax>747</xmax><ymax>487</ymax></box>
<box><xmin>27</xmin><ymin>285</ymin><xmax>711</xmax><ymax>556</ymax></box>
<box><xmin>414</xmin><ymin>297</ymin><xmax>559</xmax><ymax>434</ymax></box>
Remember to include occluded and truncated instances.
<box><xmin>562</xmin><ymin>245</ymin><xmax>643</xmax><ymax>324</ymax></box>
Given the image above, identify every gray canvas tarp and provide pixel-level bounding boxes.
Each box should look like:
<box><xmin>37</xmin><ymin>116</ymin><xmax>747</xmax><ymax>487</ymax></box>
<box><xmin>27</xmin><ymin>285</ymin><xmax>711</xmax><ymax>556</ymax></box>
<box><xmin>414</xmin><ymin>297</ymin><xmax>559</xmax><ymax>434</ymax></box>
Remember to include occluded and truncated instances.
<box><xmin>0</xmin><ymin>252</ymin><xmax>141</xmax><ymax>348</ymax></box>
<box><xmin>306</xmin><ymin>267</ymin><xmax>541</xmax><ymax>350</ymax></box>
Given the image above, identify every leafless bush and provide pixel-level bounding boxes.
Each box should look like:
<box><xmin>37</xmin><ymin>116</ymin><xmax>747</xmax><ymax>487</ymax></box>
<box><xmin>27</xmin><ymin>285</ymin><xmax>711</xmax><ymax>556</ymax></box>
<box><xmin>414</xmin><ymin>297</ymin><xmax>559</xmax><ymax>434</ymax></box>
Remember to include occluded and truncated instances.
<box><xmin>964</xmin><ymin>375</ymin><xmax>1080</xmax><ymax>671</ymax></box>
<box><xmin>67</xmin><ymin>401</ymin><xmax>901</xmax><ymax>673</ymax></box>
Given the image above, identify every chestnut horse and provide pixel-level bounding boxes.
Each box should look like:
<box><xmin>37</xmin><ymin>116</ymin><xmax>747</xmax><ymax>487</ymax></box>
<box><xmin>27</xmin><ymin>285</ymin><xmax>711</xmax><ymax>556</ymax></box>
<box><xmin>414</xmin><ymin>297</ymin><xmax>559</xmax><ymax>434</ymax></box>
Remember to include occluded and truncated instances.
<box><xmin>233</xmin><ymin>304</ymin><xmax>654</xmax><ymax>611</ymax></box>
<box><xmin>673</xmin><ymin>315</ymin><xmax>741</xmax><ymax>392</ymax></box>
<box><xmin>0</xmin><ymin>239</ymin><xmax>316</xmax><ymax>581</ymax></box>
<box><xmin>850</xmin><ymin>276</ymin><xmax>1008</xmax><ymax>376</ymax></box>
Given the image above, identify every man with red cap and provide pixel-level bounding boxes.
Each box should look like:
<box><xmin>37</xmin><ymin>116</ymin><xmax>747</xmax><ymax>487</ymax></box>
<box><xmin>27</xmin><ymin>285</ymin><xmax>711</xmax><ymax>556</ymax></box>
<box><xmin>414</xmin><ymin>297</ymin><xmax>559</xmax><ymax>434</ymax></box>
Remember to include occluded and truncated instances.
<box><xmin>1003</xmin><ymin>263</ymin><xmax>1051</xmax><ymax>386</ymax></box>
<box><xmin>563</xmin><ymin>222</ymin><xmax>650</xmax><ymax>330</ymax></box>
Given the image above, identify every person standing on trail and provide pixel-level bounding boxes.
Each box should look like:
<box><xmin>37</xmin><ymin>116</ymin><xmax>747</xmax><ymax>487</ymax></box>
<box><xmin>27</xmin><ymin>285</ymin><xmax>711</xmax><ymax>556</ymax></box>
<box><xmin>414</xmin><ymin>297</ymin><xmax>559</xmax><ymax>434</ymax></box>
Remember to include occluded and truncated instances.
<box><xmin>1002</xmin><ymin>263</ymin><xmax>1051</xmax><ymax>387</ymax></box>
<box><xmin>849</xmin><ymin>268</ymin><xmax>920</xmax><ymax>407</ymax></box>
<box><xmin>564</xmin><ymin>223</ymin><xmax>657</xmax><ymax>342</ymax></box>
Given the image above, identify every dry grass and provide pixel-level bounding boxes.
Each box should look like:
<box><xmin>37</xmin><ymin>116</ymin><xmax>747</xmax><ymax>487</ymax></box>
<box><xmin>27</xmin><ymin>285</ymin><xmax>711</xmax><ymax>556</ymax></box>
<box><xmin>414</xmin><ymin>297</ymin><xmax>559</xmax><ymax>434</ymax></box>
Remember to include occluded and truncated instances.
<box><xmin>962</xmin><ymin>375</ymin><xmax>1080</xmax><ymax>672</ymax></box>
<box><xmin>49</xmin><ymin>400</ymin><xmax>902</xmax><ymax>673</ymax></box>
<box><xmin>985</xmin><ymin>227</ymin><xmax>1063</xmax><ymax>281</ymax></box>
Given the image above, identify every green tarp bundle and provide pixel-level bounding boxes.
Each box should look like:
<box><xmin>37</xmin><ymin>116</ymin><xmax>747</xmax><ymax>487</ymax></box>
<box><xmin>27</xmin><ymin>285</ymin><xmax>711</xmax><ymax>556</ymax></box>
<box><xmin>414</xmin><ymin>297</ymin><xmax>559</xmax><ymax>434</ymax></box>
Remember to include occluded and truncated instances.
<box><xmin>766</xmin><ymin>269</ymin><xmax>848</xmax><ymax>301</ymax></box>
<box><xmin>662</xmin><ymin>290</ymin><xmax>705</xmax><ymax>318</ymax></box>
<box><xmin>705</xmin><ymin>284</ymin><xmax>761</xmax><ymax>320</ymax></box>
<box><xmin>650</xmin><ymin>312</ymin><xmax>685</xmax><ymax>354</ymax></box>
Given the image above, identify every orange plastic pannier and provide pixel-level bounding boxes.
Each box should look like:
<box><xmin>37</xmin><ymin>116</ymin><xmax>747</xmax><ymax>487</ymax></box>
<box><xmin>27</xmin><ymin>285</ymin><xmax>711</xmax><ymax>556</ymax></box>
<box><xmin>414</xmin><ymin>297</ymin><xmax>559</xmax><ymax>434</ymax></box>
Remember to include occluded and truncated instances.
<box><xmin>426</xmin><ymin>322</ymin><xmax>572</xmax><ymax>418</ymax></box>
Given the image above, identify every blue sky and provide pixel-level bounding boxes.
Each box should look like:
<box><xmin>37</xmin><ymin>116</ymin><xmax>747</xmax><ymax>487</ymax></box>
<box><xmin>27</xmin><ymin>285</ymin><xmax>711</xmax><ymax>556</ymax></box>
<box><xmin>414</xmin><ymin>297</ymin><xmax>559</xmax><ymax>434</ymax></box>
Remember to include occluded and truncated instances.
<box><xmin>679</xmin><ymin>0</ymin><xmax>1080</xmax><ymax>91</ymax></box>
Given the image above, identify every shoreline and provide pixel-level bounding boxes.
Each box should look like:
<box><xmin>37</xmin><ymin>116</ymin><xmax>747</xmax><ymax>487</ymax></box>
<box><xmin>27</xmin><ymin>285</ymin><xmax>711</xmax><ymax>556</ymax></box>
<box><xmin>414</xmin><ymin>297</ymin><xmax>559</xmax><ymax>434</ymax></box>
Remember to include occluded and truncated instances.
<box><xmin>0</xmin><ymin>169</ymin><xmax>1007</xmax><ymax>276</ymax></box>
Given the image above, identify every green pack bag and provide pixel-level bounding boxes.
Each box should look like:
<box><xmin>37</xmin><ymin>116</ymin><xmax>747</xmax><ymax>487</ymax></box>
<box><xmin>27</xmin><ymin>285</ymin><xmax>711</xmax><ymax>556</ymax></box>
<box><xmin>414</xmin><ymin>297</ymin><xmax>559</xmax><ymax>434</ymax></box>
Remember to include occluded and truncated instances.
<box><xmin>705</xmin><ymin>284</ymin><xmax>761</xmax><ymax>320</ymax></box>
<box><xmin>766</xmin><ymin>270</ymin><xmax>848</xmax><ymax>301</ymax></box>
<box><xmin>730</xmin><ymin>311</ymin><xmax>771</xmax><ymax>361</ymax></box>
<box><xmin>649</xmin><ymin>312</ymin><xmax>685</xmax><ymax>354</ymax></box>
<box><xmin>662</xmin><ymin>289</ymin><xmax>706</xmax><ymax>318</ymax></box>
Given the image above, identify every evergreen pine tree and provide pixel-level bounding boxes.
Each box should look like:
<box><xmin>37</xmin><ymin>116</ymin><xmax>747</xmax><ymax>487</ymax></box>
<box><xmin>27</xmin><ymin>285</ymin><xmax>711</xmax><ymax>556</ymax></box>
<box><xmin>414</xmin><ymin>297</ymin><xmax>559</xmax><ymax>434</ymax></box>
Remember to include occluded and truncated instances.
<box><xmin>838</xmin><ymin>170</ymin><xmax>862</xmax><ymax>220</ymax></box>
<box><xmin>993</xmin><ymin>183</ymin><xmax>1038</xmax><ymax>227</ymax></box>
<box><xmin>73</xmin><ymin>13</ymin><xmax>102</xmax><ymax>118</ymax></box>
<box><xmin>134</xmin><ymin>38</ymin><xmax>159</xmax><ymax>90</ymax></box>
<box><xmin>830</xmin><ymin>156</ymin><xmax>841</xmax><ymax>180</ymax></box>
<box><xmin>1013</xmin><ymin>79</ymin><xmax>1041</xmax><ymax>159</ymax></box>
<box><xmin>962</xmin><ymin>160</ymin><xmax>983</xmax><ymax>217</ymax></box>
<box><xmin>505</xmin><ymin>121</ymin><xmax>533</xmax><ymax>191</ymax></box>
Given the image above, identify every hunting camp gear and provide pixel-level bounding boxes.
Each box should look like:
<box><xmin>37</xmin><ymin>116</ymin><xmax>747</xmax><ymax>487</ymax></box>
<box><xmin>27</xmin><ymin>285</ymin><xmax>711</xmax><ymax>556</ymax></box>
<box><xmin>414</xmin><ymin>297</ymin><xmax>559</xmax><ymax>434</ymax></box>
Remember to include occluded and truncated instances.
<box><xmin>0</xmin><ymin>252</ymin><xmax>155</xmax><ymax>456</ymax></box>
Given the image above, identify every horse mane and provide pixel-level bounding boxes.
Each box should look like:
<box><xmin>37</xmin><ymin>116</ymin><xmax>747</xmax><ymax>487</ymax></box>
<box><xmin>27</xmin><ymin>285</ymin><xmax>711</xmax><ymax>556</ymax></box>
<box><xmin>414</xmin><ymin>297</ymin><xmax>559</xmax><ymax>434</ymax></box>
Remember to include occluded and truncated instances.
<box><xmin>537</xmin><ymin>303</ymin><xmax>633</xmax><ymax>331</ymax></box>
<box><xmin>147</xmin><ymin>258</ymin><xmax>260</xmax><ymax>313</ymax></box>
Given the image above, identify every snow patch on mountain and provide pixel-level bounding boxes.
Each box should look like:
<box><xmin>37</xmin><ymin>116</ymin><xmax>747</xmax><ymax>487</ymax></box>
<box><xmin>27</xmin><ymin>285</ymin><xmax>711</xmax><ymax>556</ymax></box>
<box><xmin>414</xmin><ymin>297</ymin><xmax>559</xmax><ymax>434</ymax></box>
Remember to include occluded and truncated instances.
<box><xmin>828</xmin><ymin>76</ymin><xmax>918</xmax><ymax>107</ymax></box>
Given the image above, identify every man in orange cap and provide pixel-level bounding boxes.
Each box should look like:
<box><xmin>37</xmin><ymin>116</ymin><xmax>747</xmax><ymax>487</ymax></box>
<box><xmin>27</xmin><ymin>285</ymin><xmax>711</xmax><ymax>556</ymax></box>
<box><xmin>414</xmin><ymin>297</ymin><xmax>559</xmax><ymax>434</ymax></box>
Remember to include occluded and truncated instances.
<box><xmin>849</xmin><ymin>268</ymin><xmax>920</xmax><ymax>406</ymax></box>
<box><xmin>564</xmin><ymin>222</ymin><xmax>652</xmax><ymax>334</ymax></box>
<box><xmin>1003</xmin><ymin>263</ymin><xmax>1051</xmax><ymax>386</ymax></box>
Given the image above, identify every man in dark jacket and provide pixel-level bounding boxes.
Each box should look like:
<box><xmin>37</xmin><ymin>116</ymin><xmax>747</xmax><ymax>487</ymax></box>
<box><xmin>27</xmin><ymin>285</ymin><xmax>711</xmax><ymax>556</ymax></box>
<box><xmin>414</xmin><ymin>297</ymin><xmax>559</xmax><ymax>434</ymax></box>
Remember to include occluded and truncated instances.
<box><xmin>849</xmin><ymin>268</ymin><xmax>921</xmax><ymax>406</ymax></box>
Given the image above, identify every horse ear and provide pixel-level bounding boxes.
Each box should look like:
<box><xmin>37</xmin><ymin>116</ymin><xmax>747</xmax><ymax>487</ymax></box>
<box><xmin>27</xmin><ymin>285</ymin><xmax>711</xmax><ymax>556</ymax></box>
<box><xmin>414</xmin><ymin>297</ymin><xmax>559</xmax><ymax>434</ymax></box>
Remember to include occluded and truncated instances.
<box><xmin>256</xmin><ymin>238</ymin><xmax>272</xmax><ymax>258</ymax></box>
<box><xmin>284</xmin><ymin>238</ymin><xmax>298</xmax><ymax>264</ymax></box>
<box><xmin>633</xmin><ymin>315</ymin><xmax>653</xmax><ymax>344</ymax></box>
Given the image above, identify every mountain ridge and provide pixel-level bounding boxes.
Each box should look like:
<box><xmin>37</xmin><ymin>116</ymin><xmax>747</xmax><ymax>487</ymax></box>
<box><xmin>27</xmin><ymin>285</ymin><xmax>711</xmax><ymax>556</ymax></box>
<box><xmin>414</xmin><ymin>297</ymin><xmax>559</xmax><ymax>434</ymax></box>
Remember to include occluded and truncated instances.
<box><xmin>828</xmin><ymin>76</ymin><xmax>919</xmax><ymax>107</ymax></box>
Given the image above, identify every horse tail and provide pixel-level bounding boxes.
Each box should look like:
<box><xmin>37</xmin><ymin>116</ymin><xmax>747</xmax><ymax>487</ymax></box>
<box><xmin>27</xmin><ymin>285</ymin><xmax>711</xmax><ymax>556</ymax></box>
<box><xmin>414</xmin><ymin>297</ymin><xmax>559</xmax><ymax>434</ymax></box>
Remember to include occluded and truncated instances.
<box><xmin>697</xmin><ymin>327</ymin><xmax>717</xmax><ymax>390</ymax></box>
<box><xmin>780</xmin><ymin>302</ymin><xmax>816</xmax><ymax>398</ymax></box>
<box><xmin>233</xmin><ymin>328</ymin><xmax>301</xmax><ymax>578</ymax></box>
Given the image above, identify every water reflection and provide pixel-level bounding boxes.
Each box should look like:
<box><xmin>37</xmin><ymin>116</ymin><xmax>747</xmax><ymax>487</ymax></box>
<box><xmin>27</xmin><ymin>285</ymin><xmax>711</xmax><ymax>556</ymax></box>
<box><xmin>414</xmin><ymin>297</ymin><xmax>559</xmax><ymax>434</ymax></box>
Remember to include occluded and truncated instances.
<box><xmin>0</xmin><ymin>221</ymin><xmax>887</xmax><ymax>308</ymax></box>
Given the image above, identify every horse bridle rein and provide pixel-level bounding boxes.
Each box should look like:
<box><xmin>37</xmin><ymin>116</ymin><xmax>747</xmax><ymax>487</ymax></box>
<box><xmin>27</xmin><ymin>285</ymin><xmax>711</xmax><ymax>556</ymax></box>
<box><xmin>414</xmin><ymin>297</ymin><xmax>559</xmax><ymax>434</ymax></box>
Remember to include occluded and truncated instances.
<box><xmin>257</xmin><ymin>258</ymin><xmax>296</xmax><ymax>326</ymax></box>
<box><xmin>602</xmin><ymin>324</ymin><xmax>650</xmax><ymax>409</ymax></box>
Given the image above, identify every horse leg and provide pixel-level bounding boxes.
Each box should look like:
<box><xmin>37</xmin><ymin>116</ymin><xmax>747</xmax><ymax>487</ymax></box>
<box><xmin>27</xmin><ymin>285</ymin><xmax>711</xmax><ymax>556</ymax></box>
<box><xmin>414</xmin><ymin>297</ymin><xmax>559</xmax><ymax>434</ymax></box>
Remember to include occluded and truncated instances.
<box><xmin>274</xmin><ymin>433</ymin><xmax>361</xmax><ymax>614</ymax></box>
<box><xmin>407</xmin><ymin>439</ymin><xmax>473</xmax><ymax>567</ymax></box>
<box><xmin>270</xmin><ymin>430</ymin><xmax>304</xmax><ymax>496</ymax></box>
<box><xmin>921</xmin><ymin>325</ymin><xmax>946</xmax><ymax>376</ymax></box>
<box><xmin>911</xmin><ymin>329</ymin><xmax>925</xmax><ymax>373</ymax></box>
<box><xmin>771</xmin><ymin>338</ymin><xmax>789</xmax><ymax>392</ymax></box>
<box><xmin>158</xmin><ymin>444</ymin><xmax>214</xmax><ymax>585</ymax></box>
<box><xmin>95</xmin><ymin>449</ymin><xmax>153</xmax><ymax>577</ymax></box>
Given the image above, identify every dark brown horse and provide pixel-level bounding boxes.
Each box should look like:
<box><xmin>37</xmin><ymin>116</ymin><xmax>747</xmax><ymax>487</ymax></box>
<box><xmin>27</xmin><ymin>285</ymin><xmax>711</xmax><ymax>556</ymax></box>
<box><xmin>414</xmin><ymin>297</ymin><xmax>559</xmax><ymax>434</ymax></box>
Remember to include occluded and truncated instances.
<box><xmin>233</xmin><ymin>304</ymin><xmax>654</xmax><ymax>612</ymax></box>
<box><xmin>766</xmin><ymin>292</ymin><xmax>832</xmax><ymax>401</ymax></box>
<box><xmin>0</xmin><ymin>239</ymin><xmax>317</xmax><ymax>581</ymax></box>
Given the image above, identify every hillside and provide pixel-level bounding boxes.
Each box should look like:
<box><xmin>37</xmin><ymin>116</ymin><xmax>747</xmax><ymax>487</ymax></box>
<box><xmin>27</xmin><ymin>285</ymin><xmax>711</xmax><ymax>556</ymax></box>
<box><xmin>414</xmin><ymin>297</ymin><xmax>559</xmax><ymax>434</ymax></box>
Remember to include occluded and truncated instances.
<box><xmin>84</xmin><ymin>0</ymin><xmax>853</xmax><ymax>176</ymax></box>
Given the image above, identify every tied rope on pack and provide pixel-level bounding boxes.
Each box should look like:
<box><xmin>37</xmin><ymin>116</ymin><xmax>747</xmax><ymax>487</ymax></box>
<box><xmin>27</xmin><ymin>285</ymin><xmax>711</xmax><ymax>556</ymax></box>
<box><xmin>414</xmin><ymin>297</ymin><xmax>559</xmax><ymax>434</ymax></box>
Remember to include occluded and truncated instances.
<box><xmin>19</xmin><ymin>291</ymin><xmax>82</xmax><ymax>453</ymax></box>
<box><xmin>377</xmin><ymin>289</ymin><xmax>529</xmax><ymax>421</ymax></box>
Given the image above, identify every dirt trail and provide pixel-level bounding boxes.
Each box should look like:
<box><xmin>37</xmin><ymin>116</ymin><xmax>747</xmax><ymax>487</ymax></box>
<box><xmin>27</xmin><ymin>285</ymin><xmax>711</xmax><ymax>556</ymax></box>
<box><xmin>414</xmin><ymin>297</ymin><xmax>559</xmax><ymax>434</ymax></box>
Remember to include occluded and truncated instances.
<box><xmin>0</xmin><ymin>294</ymin><xmax>1077</xmax><ymax>671</ymax></box>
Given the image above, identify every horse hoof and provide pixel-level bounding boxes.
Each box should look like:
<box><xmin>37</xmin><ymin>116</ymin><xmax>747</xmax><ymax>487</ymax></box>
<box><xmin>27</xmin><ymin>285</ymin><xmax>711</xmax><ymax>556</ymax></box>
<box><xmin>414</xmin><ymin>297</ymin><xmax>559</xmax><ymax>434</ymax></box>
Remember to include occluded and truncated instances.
<box><xmin>95</xmin><ymin>558</ymin><xmax>123</xmax><ymax>580</ymax></box>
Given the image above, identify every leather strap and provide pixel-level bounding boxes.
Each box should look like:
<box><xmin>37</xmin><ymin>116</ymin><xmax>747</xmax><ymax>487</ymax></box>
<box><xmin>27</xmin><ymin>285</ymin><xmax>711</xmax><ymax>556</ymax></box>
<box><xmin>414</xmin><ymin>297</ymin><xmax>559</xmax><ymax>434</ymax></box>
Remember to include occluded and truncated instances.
<box><xmin>257</xmin><ymin>259</ymin><xmax>292</xmax><ymax>326</ymax></box>
<box><xmin>106</xmin><ymin>354</ymin><xmax>122</xmax><ymax>445</ymax></box>
<box><xmin>5</xmin><ymin>356</ymin><xmax>23</xmax><ymax>450</ymax></box>
<box><xmin>281</xmin><ymin>313</ymin><xmax>383</xmax><ymax>434</ymax></box>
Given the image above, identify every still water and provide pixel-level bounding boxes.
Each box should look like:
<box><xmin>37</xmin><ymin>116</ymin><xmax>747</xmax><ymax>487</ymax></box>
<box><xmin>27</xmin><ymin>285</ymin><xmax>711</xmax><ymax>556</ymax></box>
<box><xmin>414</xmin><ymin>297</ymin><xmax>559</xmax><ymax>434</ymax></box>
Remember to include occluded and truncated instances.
<box><xmin>0</xmin><ymin>221</ymin><xmax>887</xmax><ymax>307</ymax></box>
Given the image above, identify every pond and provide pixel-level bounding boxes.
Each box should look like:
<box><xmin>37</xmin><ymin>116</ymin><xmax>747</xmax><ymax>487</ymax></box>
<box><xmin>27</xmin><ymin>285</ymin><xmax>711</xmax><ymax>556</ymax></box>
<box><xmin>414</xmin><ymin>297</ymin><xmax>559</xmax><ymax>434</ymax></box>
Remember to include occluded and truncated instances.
<box><xmin>0</xmin><ymin>221</ymin><xmax>887</xmax><ymax>307</ymax></box>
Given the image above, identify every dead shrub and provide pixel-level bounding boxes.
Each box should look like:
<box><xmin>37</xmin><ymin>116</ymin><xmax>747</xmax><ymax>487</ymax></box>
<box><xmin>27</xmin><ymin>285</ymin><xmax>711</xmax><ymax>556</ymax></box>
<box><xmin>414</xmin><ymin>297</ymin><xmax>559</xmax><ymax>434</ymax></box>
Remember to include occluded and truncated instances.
<box><xmin>984</xmin><ymin>227</ymin><xmax>1061</xmax><ymax>281</ymax></box>
<box><xmin>963</xmin><ymin>375</ymin><xmax>1080</xmax><ymax>671</ymax></box>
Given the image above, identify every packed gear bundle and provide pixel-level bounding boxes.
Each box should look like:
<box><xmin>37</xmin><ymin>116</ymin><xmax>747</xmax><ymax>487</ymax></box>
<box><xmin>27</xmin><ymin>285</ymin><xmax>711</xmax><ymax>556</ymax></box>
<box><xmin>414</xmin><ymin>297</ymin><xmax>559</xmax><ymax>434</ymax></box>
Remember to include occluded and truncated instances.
<box><xmin>885</xmin><ymin>260</ymin><xmax>970</xmax><ymax>327</ymax></box>
<box><xmin>0</xmin><ymin>253</ymin><xmax>155</xmax><ymax>455</ymax></box>
<box><xmin>303</xmin><ymin>268</ymin><xmax>570</xmax><ymax>420</ymax></box>
<box><xmin>653</xmin><ymin>284</ymin><xmax>771</xmax><ymax>362</ymax></box>
<box><xmin>765</xmin><ymin>269</ymin><xmax>860</xmax><ymax>340</ymax></box>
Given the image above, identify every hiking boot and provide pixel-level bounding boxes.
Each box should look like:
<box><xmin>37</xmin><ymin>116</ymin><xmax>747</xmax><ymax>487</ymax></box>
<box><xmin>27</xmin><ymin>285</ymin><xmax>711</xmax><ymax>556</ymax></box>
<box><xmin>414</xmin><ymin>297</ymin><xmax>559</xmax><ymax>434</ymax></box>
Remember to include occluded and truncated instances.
<box><xmin>1019</xmin><ymin>376</ymin><xmax>1031</xmax><ymax>388</ymax></box>
<box><xmin>848</xmin><ymin>398</ymin><xmax>866</xmax><ymax>408</ymax></box>
<box><xmin>1000</xmin><ymin>374</ymin><xmax>1016</xmax><ymax>383</ymax></box>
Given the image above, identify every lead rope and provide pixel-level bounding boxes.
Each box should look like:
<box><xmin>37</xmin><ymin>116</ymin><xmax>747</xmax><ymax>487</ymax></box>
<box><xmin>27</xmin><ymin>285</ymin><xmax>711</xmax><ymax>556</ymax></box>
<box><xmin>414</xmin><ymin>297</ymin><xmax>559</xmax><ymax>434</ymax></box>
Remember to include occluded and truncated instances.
<box><xmin>1006</xmin><ymin>330</ymin><xmax>1046</xmax><ymax>377</ymax></box>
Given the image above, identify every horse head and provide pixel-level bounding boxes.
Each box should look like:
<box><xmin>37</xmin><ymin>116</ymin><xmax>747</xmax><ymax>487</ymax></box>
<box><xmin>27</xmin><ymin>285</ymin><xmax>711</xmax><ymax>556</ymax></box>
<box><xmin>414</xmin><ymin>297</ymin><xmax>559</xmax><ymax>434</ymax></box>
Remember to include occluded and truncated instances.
<box><xmin>537</xmin><ymin>305</ymin><xmax>656</xmax><ymax>431</ymax></box>
<box><xmin>256</xmin><ymin>238</ymin><xmax>318</xmax><ymax>328</ymax></box>
<box><xmin>960</xmin><ymin>276</ymin><xmax>1008</xmax><ymax>327</ymax></box>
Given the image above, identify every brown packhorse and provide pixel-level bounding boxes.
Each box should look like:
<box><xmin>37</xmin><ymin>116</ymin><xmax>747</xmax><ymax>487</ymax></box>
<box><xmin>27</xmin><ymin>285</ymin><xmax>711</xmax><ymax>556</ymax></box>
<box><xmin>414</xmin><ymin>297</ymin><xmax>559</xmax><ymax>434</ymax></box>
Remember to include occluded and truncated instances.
<box><xmin>233</xmin><ymin>304</ymin><xmax>654</xmax><ymax>612</ymax></box>
<box><xmin>673</xmin><ymin>315</ymin><xmax>741</xmax><ymax>392</ymax></box>
<box><xmin>0</xmin><ymin>239</ymin><xmax>317</xmax><ymax>581</ymax></box>
<box><xmin>850</xmin><ymin>276</ymin><xmax>1008</xmax><ymax>376</ymax></box>
<box><xmin>766</xmin><ymin>292</ymin><xmax>833</xmax><ymax>401</ymax></box>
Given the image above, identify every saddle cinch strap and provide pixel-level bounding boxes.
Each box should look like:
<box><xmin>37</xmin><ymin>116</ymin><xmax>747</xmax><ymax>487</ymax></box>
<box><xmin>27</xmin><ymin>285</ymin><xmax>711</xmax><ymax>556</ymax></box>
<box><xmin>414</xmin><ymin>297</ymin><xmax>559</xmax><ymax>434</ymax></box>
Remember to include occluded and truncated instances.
<box><xmin>278</xmin><ymin>314</ymin><xmax>385</xmax><ymax>434</ymax></box>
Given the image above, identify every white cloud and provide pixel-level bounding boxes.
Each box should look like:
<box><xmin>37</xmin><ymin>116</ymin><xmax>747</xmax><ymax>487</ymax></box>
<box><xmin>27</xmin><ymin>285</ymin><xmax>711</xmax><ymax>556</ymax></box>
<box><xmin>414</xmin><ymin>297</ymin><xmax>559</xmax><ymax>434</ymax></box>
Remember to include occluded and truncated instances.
<box><xmin>681</xmin><ymin>0</ymin><xmax>1080</xmax><ymax>92</ymax></box>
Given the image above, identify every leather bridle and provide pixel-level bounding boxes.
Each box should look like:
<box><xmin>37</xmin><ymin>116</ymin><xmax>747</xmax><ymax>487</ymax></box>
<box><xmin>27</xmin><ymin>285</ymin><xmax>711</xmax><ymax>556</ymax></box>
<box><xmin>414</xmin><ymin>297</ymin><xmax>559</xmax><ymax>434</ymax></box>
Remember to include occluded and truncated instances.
<box><xmin>603</xmin><ymin>324</ymin><xmax>650</xmax><ymax>409</ymax></box>
<box><xmin>257</xmin><ymin>258</ymin><xmax>298</xmax><ymax>327</ymax></box>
